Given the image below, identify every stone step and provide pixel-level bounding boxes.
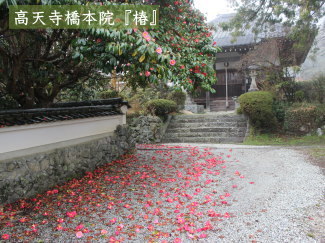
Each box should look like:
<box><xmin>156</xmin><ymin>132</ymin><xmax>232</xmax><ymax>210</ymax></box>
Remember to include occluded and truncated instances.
<box><xmin>165</xmin><ymin>127</ymin><xmax>246</xmax><ymax>133</ymax></box>
<box><xmin>163</xmin><ymin>131</ymin><xmax>246</xmax><ymax>138</ymax></box>
<box><xmin>161</xmin><ymin>137</ymin><xmax>245</xmax><ymax>144</ymax></box>
<box><xmin>162</xmin><ymin>114</ymin><xmax>247</xmax><ymax>144</ymax></box>
<box><xmin>171</xmin><ymin>116</ymin><xmax>246</xmax><ymax>123</ymax></box>
<box><xmin>210</xmin><ymin>100</ymin><xmax>235</xmax><ymax>104</ymax></box>
<box><xmin>210</xmin><ymin>107</ymin><xmax>236</xmax><ymax>112</ymax></box>
<box><xmin>172</xmin><ymin>114</ymin><xmax>244</xmax><ymax>119</ymax></box>
<box><xmin>168</xmin><ymin>121</ymin><xmax>247</xmax><ymax>129</ymax></box>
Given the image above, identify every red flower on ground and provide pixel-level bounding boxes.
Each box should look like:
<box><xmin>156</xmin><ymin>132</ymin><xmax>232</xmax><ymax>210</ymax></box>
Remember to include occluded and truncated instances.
<box><xmin>1</xmin><ymin>234</ymin><xmax>10</xmax><ymax>240</ymax></box>
<box><xmin>76</xmin><ymin>231</ymin><xmax>83</xmax><ymax>238</ymax></box>
<box><xmin>66</xmin><ymin>211</ymin><xmax>77</xmax><ymax>218</ymax></box>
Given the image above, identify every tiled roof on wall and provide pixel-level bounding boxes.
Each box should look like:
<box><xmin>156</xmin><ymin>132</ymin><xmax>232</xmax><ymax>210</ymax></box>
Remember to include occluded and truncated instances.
<box><xmin>0</xmin><ymin>98</ymin><xmax>128</xmax><ymax>128</ymax></box>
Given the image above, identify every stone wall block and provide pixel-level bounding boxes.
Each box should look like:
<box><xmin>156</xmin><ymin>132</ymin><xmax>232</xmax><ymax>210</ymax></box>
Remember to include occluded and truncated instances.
<box><xmin>0</xmin><ymin>115</ymin><xmax>165</xmax><ymax>205</ymax></box>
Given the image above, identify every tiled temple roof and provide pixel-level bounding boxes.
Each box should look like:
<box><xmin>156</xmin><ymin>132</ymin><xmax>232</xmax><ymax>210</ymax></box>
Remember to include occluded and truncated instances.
<box><xmin>0</xmin><ymin>98</ymin><xmax>128</xmax><ymax>128</ymax></box>
<box><xmin>210</xmin><ymin>13</ymin><xmax>289</xmax><ymax>48</ymax></box>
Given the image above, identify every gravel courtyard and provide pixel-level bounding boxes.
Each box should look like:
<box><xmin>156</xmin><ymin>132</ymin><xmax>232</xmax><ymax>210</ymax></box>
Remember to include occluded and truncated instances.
<box><xmin>0</xmin><ymin>144</ymin><xmax>324</xmax><ymax>242</ymax></box>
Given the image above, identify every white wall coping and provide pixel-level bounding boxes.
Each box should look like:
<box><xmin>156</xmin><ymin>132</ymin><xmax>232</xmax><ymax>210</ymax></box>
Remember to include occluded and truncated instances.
<box><xmin>0</xmin><ymin>114</ymin><xmax>125</xmax><ymax>155</ymax></box>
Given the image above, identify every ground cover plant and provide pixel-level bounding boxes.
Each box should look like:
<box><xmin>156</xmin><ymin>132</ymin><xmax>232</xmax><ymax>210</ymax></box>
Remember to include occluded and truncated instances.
<box><xmin>243</xmin><ymin>134</ymin><xmax>325</xmax><ymax>146</ymax></box>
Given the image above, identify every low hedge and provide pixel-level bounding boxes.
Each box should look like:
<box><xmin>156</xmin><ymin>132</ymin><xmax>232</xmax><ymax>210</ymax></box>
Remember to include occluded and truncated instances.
<box><xmin>238</xmin><ymin>91</ymin><xmax>277</xmax><ymax>130</ymax></box>
<box><xmin>146</xmin><ymin>99</ymin><xmax>177</xmax><ymax>117</ymax></box>
<box><xmin>167</xmin><ymin>90</ymin><xmax>187</xmax><ymax>109</ymax></box>
<box><xmin>284</xmin><ymin>103</ymin><xmax>325</xmax><ymax>135</ymax></box>
<box><xmin>97</xmin><ymin>90</ymin><xmax>119</xmax><ymax>99</ymax></box>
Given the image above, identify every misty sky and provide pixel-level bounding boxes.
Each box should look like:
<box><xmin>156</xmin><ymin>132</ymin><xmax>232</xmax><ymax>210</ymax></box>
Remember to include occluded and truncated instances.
<box><xmin>193</xmin><ymin>0</ymin><xmax>235</xmax><ymax>22</ymax></box>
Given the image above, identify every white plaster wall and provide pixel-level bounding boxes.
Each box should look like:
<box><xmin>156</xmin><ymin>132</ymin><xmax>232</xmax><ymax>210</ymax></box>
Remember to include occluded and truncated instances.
<box><xmin>0</xmin><ymin>115</ymin><xmax>124</xmax><ymax>154</ymax></box>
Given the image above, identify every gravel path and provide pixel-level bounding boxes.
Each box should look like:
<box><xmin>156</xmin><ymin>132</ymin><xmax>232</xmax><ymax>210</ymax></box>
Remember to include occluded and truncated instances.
<box><xmin>0</xmin><ymin>144</ymin><xmax>324</xmax><ymax>242</ymax></box>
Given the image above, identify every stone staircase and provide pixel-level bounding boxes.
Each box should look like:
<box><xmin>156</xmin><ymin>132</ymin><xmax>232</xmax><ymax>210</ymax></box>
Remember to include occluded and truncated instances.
<box><xmin>162</xmin><ymin>113</ymin><xmax>247</xmax><ymax>144</ymax></box>
<box><xmin>210</xmin><ymin>99</ymin><xmax>235</xmax><ymax>112</ymax></box>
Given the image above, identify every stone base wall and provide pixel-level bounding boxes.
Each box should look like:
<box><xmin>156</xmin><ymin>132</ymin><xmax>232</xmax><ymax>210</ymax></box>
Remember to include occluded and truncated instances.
<box><xmin>0</xmin><ymin>116</ymin><xmax>165</xmax><ymax>205</ymax></box>
<box><xmin>184</xmin><ymin>104</ymin><xmax>205</xmax><ymax>114</ymax></box>
<box><xmin>128</xmin><ymin>115</ymin><xmax>163</xmax><ymax>144</ymax></box>
<box><xmin>0</xmin><ymin>125</ymin><xmax>132</xmax><ymax>205</ymax></box>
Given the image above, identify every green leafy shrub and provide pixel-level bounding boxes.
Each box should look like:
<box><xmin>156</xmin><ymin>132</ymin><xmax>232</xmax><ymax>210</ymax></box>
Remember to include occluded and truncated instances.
<box><xmin>315</xmin><ymin>104</ymin><xmax>325</xmax><ymax>127</ymax></box>
<box><xmin>167</xmin><ymin>90</ymin><xmax>187</xmax><ymax>109</ymax></box>
<box><xmin>284</xmin><ymin>103</ymin><xmax>319</xmax><ymax>134</ymax></box>
<box><xmin>236</xmin><ymin>106</ymin><xmax>243</xmax><ymax>114</ymax></box>
<box><xmin>97</xmin><ymin>89</ymin><xmax>119</xmax><ymax>99</ymax></box>
<box><xmin>272</xmin><ymin>101</ymin><xmax>286</xmax><ymax>124</ymax></box>
<box><xmin>125</xmin><ymin>85</ymin><xmax>171</xmax><ymax>114</ymax></box>
<box><xmin>297</xmin><ymin>81</ymin><xmax>313</xmax><ymax>102</ymax></box>
<box><xmin>238</xmin><ymin>91</ymin><xmax>277</xmax><ymax>130</ymax></box>
<box><xmin>312</xmin><ymin>74</ymin><xmax>325</xmax><ymax>103</ymax></box>
<box><xmin>0</xmin><ymin>93</ymin><xmax>19</xmax><ymax>109</ymax></box>
<box><xmin>146</xmin><ymin>99</ymin><xmax>177</xmax><ymax>118</ymax></box>
<box><xmin>294</xmin><ymin>90</ymin><xmax>304</xmax><ymax>102</ymax></box>
<box><xmin>297</xmin><ymin>74</ymin><xmax>325</xmax><ymax>103</ymax></box>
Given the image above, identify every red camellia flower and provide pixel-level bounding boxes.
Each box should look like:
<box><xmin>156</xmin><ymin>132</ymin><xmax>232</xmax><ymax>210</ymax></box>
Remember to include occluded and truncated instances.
<box><xmin>180</xmin><ymin>65</ymin><xmax>185</xmax><ymax>69</ymax></box>
<box><xmin>76</xmin><ymin>231</ymin><xmax>84</xmax><ymax>238</ymax></box>
<box><xmin>213</xmin><ymin>41</ymin><xmax>217</xmax><ymax>46</ymax></box>
<box><xmin>19</xmin><ymin>217</ymin><xmax>27</xmax><ymax>223</ymax></box>
<box><xmin>170</xmin><ymin>60</ymin><xmax>176</xmax><ymax>66</ymax></box>
<box><xmin>57</xmin><ymin>218</ymin><xmax>64</xmax><ymax>223</ymax></box>
<box><xmin>1</xmin><ymin>234</ymin><xmax>10</xmax><ymax>240</ymax></box>
<box><xmin>156</xmin><ymin>47</ymin><xmax>162</xmax><ymax>54</ymax></box>
<box><xmin>66</xmin><ymin>211</ymin><xmax>77</xmax><ymax>218</ymax></box>
<box><xmin>56</xmin><ymin>225</ymin><xmax>63</xmax><ymax>231</ymax></box>
<box><xmin>76</xmin><ymin>224</ymin><xmax>84</xmax><ymax>231</ymax></box>
<box><xmin>142</xmin><ymin>31</ymin><xmax>151</xmax><ymax>41</ymax></box>
<box><xmin>145</xmin><ymin>71</ymin><xmax>151</xmax><ymax>77</ymax></box>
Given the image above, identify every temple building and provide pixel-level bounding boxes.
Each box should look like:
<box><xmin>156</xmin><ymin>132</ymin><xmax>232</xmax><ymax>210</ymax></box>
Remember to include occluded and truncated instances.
<box><xmin>194</xmin><ymin>13</ymin><xmax>314</xmax><ymax>112</ymax></box>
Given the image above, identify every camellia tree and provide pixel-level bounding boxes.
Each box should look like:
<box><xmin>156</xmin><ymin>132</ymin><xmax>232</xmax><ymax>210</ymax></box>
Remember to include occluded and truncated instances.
<box><xmin>0</xmin><ymin>0</ymin><xmax>219</xmax><ymax>108</ymax></box>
